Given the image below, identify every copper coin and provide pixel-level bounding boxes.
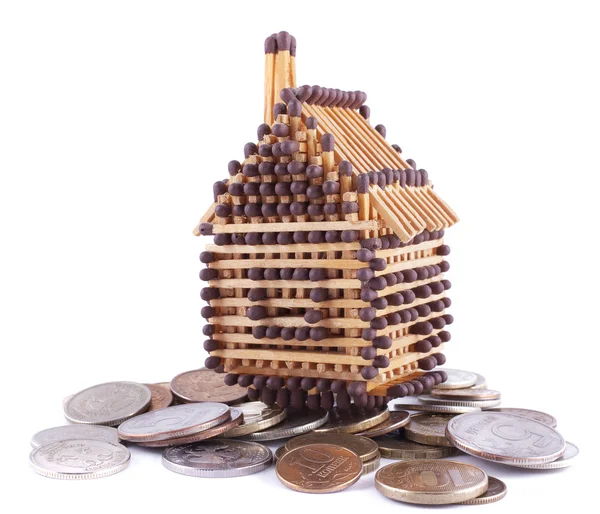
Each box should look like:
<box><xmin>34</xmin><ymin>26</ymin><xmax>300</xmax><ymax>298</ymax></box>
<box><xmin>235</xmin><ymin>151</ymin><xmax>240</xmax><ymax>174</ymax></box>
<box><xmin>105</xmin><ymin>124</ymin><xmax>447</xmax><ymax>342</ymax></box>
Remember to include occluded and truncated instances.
<box><xmin>375</xmin><ymin>460</ymin><xmax>488</xmax><ymax>505</ymax></box>
<box><xmin>276</xmin><ymin>443</ymin><xmax>363</xmax><ymax>493</ymax></box>
<box><xmin>117</xmin><ymin>402</ymin><xmax>230</xmax><ymax>442</ymax></box>
<box><xmin>170</xmin><ymin>368</ymin><xmax>247</xmax><ymax>405</ymax></box>
<box><xmin>138</xmin><ymin>408</ymin><xmax>244</xmax><ymax>447</ymax></box>
<box><xmin>446</xmin><ymin>411</ymin><xmax>566</xmax><ymax>465</ymax></box>
<box><xmin>432</xmin><ymin>388</ymin><xmax>501</xmax><ymax>401</ymax></box>
<box><xmin>486</xmin><ymin>408</ymin><xmax>557</xmax><ymax>428</ymax></box>
<box><xmin>274</xmin><ymin>445</ymin><xmax>288</xmax><ymax>462</ymax></box>
<box><xmin>145</xmin><ymin>383</ymin><xmax>173</xmax><ymax>411</ymax></box>
<box><xmin>405</xmin><ymin>413</ymin><xmax>455</xmax><ymax>447</ymax></box>
<box><xmin>374</xmin><ymin>434</ymin><xmax>454</xmax><ymax>460</ymax></box>
<box><xmin>356</xmin><ymin>410</ymin><xmax>411</xmax><ymax>438</ymax></box>
<box><xmin>285</xmin><ymin>433</ymin><xmax>379</xmax><ymax>462</ymax></box>
<box><xmin>459</xmin><ymin>476</ymin><xmax>507</xmax><ymax>505</ymax></box>
<box><xmin>362</xmin><ymin>453</ymin><xmax>381</xmax><ymax>474</ymax></box>
<box><xmin>313</xmin><ymin>405</ymin><xmax>390</xmax><ymax>434</ymax></box>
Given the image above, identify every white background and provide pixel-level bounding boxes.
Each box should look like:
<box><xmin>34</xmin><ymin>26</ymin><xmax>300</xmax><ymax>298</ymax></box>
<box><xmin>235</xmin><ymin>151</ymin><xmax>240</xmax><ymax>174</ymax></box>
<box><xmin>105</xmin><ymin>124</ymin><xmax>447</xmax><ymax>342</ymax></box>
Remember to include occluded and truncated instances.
<box><xmin>1</xmin><ymin>1</ymin><xmax>598</xmax><ymax>512</ymax></box>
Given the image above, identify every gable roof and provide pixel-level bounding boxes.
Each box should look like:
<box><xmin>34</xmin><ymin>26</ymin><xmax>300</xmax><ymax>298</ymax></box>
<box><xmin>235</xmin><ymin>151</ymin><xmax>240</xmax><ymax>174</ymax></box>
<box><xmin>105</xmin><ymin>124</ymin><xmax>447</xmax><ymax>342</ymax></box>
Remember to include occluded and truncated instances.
<box><xmin>302</xmin><ymin>103</ymin><xmax>459</xmax><ymax>241</ymax></box>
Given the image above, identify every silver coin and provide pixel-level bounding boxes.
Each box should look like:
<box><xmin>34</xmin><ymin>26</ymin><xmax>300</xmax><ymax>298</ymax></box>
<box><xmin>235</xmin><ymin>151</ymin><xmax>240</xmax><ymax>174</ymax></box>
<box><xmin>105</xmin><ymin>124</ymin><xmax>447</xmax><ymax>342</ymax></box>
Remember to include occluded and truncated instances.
<box><xmin>31</xmin><ymin>425</ymin><xmax>120</xmax><ymax>448</ymax></box>
<box><xmin>30</xmin><ymin>439</ymin><xmax>130</xmax><ymax>480</ymax></box>
<box><xmin>509</xmin><ymin>441</ymin><xmax>579</xmax><ymax>470</ymax></box>
<box><xmin>64</xmin><ymin>381</ymin><xmax>152</xmax><ymax>426</ymax></box>
<box><xmin>469</xmin><ymin>373</ymin><xmax>487</xmax><ymax>389</ymax></box>
<box><xmin>418</xmin><ymin>394</ymin><xmax>501</xmax><ymax>409</ymax></box>
<box><xmin>446</xmin><ymin>412</ymin><xmax>566</xmax><ymax>465</ymax></box>
<box><xmin>162</xmin><ymin>439</ymin><xmax>272</xmax><ymax>477</ymax></box>
<box><xmin>118</xmin><ymin>402</ymin><xmax>230</xmax><ymax>442</ymax></box>
<box><xmin>243</xmin><ymin>408</ymin><xmax>329</xmax><ymax>441</ymax></box>
<box><xmin>486</xmin><ymin>408</ymin><xmax>557</xmax><ymax>428</ymax></box>
<box><xmin>392</xmin><ymin>402</ymin><xmax>481</xmax><ymax>414</ymax></box>
<box><xmin>435</xmin><ymin>369</ymin><xmax>477</xmax><ymax>389</ymax></box>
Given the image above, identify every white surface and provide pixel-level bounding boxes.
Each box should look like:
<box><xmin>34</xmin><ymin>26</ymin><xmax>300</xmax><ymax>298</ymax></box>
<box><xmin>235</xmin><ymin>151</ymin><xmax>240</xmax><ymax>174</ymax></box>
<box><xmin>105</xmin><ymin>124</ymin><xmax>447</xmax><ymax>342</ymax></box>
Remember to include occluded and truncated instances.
<box><xmin>1</xmin><ymin>1</ymin><xmax>597</xmax><ymax>512</ymax></box>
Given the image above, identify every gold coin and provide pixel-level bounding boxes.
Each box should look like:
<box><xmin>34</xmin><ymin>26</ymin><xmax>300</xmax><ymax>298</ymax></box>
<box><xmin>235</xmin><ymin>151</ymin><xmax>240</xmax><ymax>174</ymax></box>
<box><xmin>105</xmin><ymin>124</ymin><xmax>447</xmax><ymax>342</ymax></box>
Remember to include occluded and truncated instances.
<box><xmin>405</xmin><ymin>413</ymin><xmax>455</xmax><ymax>447</ymax></box>
<box><xmin>145</xmin><ymin>383</ymin><xmax>173</xmax><ymax>411</ymax></box>
<box><xmin>285</xmin><ymin>433</ymin><xmax>379</xmax><ymax>462</ymax></box>
<box><xmin>313</xmin><ymin>405</ymin><xmax>390</xmax><ymax>434</ymax></box>
<box><xmin>375</xmin><ymin>460</ymin><xmax>488</xmax><ymax>505</ymax></box>
<box><xmin>459</xmin><ymin>476</ymin><xmax>507</xmax><ymax>505</ymax></box>
<box><xmin>276</xmin><ymin>443</ymin><xmax>363</xmax><ymax>493</ymax></box>
<box><xmin>375</xmin><ymin>434</ymin><xmax>454</xmax><ymax>460</ymax></box>
<box><xmin>432</xmin><ymin>388</ymin><xmax>501</xmax><ymax>401</ymax></box>
<box><xmin>362</xmin><ymin>452</ymin><xmax>381</xmax><ymax>474</ymax></box>
<box><xmin>221</xmin><ymin>402</ymin><xmax>286</xmax><ymax>437</ymax></box>
<box><xmin>356</xmin><ymin>410</ymin><xmax>411</xmax><ymax>438</ymax></box>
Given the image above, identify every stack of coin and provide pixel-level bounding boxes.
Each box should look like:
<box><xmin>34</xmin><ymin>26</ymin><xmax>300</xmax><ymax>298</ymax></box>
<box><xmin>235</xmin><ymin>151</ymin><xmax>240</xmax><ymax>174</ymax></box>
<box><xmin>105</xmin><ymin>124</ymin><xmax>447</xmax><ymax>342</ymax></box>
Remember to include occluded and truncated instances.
<box><xmin>446</xmin><ymin>410</ymin><xmax>578</xmax><ymax>469</ymax></box>
<box><xmin>118</xmin><ymin>402</ymin><xmax>241</xmax><ymax>447</ymax></box>
<box><xmin>283</xmin><ymin>432</ymin><xmax>381</xmax><ymax>474</ymax></box>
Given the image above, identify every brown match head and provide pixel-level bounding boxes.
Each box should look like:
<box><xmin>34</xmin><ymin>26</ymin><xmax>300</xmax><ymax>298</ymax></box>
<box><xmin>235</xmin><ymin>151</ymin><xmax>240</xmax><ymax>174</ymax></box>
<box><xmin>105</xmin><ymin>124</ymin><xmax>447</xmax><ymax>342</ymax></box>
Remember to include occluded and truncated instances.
<box><xmin>290</xmin><ymin>35</ymin><xmax>297</xmax><ymax>56</ymax></box>
<box><xmin>317</xmin><ymin>87</ymin><xmax>331</xmax><ymax>106</ymax></box>
<box><xmin>375</xmin><ymin>124</ymin><xmax>386</xmax><ymax>138</ymax></box>
<box><xmin>339</xmin><ymin>91</ymin><xmax>351</xmax><ymax>109</ymax></box>
<box><xmin>297</xmin><ymin>85</ymin><xmax>313</xmax><ymax>102</ymax></box>
<box><xmin>307</xmin><ymin>85</ymin><xmax>323</xmax><ymax>104</ymax></box>
<box><xmin>357</xmin><ymin>173</ymin><xmax>370</xmax><ymax>193</ymax></box>
<box><xmin>280</xmin><ymin>87</ymin><xmax>297</xmax><ymax>104</ymax></box>
<box><xmin>287</xmin><ymin>99</ymin><xmax>302</xmax><ymax>117</ymax></box>
<box><xmin>276</xmin><ymin>31</ymin><xmax>292</xmax><ymax>51</ymax></box>
<box><xmin>257</xmin><ymin>123</ymin><xmax>271</xmax><ymax>140</ymax></box>
<box><xmin>264</xmin><ymin>35</ymin><xmax>277</xmax><ymax>54</ymax></box>
<box><xmin>359</xmin><ymin>104</ymin><xmax>370</xmax><ymax>120</ymax></box>
<box><xmin>273</xmin><ymin>102</ymin><xmax>287</xmax><ymax>118</ymax></box>
<box><xmin>338</xmin><ymin>160</ymin><xmax>352</xmax><ymax>176</ymax></box>
<box><xmin>321</xmin><ymin>133</ymin><xmax>335</xmax><ymax>152</ymax></box>
<box><xmin>305</xmin><ymin>116</ymin><xmax>318</xmax><ymax>130</ymax></box>
<box><xmin>350</xmin><ymin>91</ymin><xmax>367</xmax><ymax>109</ymax></box>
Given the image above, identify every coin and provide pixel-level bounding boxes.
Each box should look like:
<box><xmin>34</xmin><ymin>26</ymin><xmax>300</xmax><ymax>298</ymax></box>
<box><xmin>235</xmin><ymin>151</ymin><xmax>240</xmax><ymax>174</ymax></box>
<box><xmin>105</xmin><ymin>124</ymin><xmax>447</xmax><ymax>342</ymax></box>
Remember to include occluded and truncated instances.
<box><xmin>170</xmin><ymin>368</ymin><xmax>247</xmax><ymax>405</ymax></box>
<box><xmin>285</xmin><ymin>433</ymin><xmax>379</xmax><ymax>462</ymax></box>
<box><xmin>459</xmin><ymin>476</ymin><xmax>507</xmax><ymax>505</ymax></box>
<box><xmin>374</xmin><ymin>434</ymin><xmax>454</xmax><ymax>460</ymax></box>
<box><xmin>362</xmin><ymin>452</ymin><xmax>381</xmax><ymax>474</ymax></box>
<box><xmin>405</xmin><ymin>413</ymin><xmax>455</xmax><ymax>447</ymax></box>
<box><xmin>274</xmin><ymin>445</ymin><xmax>288</xmax><ymax>462</ymax></box>
<box><xmin>162</xmin><ymin>439</ymin><xmax>272</xmax><ymax>477</ymax></box>
<box><xmin>375</xmin><ymin>460</ymin><xmax>488</xmax><ymax>505</ymax></box>
<box><xmin>469</xmin><ymin>373</ymin><xmax>487</xmax><ymax>389</ymax></box>
<box><xmin>392</xmin><ymin>402</ymin><xmax>481</xmax><ymax>414</ymax></box>
<box><xmin>145</xmin><ymin>383</ymin><xmax>173</xmax><ymax>411</ymax></box>
<box><xmin>64</xmin><ymin>381</ymin><xmax>152</xmax><ymax>426</ymax></box>
<box><xmin>221</xmin><ymin>402</ymin><xmax>286</xmax><ymax>437</ymax></box>
<box><xmin>276</xmin><ymin>443</ymin><xmax>363</xmax><ymax>493</ymax></box>
<box><xmin>30</xmin><ymin>439</ymin><xmax>130</xmax><ymax>480</ymax></box>
<box><xmin>243</xmin><ymin>408</ymin><xmax>328</xmax><ymax>441</ymax></box>
<box><xmin>418</xmin><ymin>394</ymin><xmax>501</xmax><ymax>409</ymax></box>
<box><xmin>432</xmin><ymin>388</ymin><xmax>501</xmax><ymax>401</ymax></box>
<box><xmin>117</xmin><ymin>402</ymin><xmax>230</xmax><ymax>442</ymax></box>
<box><xmin>313</xmin><ymin>405</ymin><xmax>390</xmax><ymax>434</ymax></box>
<box><xmin>486</xmin><ymin>408</ymin><xmax>557</xmax><ymax>428</ymax></box>
<box><xmin>138</xmin><ymin>408</ymin><xmax>244</xmax><ymax>447</ymax></box>
<box><xmin>356</xmin><ymin>410</ymin><xmax>411</xmax><ymax>438</ymax></box>
<box><xmin>31</xmin><ymin>425</ymin><xmax>120</xmax><ymax>448</ymax></box>
<box><xmin>446</xmin><ymin>411</ymin><xmax>566</xmax><ymax>465</ymax></box>
<box><xmin>434</xmin><ymin>369</ymin><xmax>477</xmax><ymax>389</ymax></box>
<box><xmin>509</xmin><ymin>441</ymin><xmax>579</xmax><ymax>470</ymax></box>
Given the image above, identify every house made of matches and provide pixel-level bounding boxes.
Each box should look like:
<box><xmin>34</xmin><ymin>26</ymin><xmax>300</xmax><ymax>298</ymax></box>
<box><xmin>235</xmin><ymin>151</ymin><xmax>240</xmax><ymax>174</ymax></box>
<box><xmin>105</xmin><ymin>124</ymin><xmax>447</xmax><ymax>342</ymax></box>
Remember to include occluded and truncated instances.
<box><xmin>194</xmin><ymin>31</ymin><xmax>459</xmax><ymax>411</ymax></box>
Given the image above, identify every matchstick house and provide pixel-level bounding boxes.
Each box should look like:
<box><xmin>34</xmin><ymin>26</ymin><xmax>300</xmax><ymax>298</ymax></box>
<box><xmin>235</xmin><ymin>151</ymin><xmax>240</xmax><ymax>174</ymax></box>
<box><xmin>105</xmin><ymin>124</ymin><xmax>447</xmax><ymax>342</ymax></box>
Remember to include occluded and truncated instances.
<box><xmin>194</xmin><ymin>31</ymin><xmax>459</xmax><ymax>410</ymax></box>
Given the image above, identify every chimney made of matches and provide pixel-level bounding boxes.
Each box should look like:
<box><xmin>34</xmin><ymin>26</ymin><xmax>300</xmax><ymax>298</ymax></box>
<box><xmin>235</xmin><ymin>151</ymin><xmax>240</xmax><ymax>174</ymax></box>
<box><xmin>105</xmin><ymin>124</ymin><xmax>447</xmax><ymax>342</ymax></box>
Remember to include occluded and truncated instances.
<box><xmin>264</xmin><ymin>31</ymin><xmax>297</xmax><ymax>125</ymax></box>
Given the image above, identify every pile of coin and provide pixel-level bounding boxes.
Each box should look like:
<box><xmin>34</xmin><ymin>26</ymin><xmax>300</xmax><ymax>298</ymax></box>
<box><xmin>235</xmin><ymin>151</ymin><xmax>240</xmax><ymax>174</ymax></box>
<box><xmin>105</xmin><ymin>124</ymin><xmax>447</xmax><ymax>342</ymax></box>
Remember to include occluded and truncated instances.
<box><xmin>29</xmin><ymin>366</ymin><xmax>579</xmax><ymax>504</ymax></box>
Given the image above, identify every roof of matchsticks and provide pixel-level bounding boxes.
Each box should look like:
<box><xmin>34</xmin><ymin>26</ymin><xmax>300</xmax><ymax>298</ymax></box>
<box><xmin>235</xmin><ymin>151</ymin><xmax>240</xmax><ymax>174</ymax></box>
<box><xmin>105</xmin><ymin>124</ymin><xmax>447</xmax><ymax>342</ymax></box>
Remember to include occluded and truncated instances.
<box><xmin>194</xmin><ymin>32</ymin><xmax>458</xmax><ymax>242</ymax></box>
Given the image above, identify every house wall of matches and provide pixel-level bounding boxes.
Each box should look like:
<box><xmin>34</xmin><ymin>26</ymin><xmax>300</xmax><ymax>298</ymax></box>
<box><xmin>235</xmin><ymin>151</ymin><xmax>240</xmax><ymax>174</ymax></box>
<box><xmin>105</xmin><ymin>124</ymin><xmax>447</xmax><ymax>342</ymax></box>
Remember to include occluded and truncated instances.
<box><xmin>194</xmin><ymin>31</ymin><xmax>459</xmax><ymax>410</ymax></box>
